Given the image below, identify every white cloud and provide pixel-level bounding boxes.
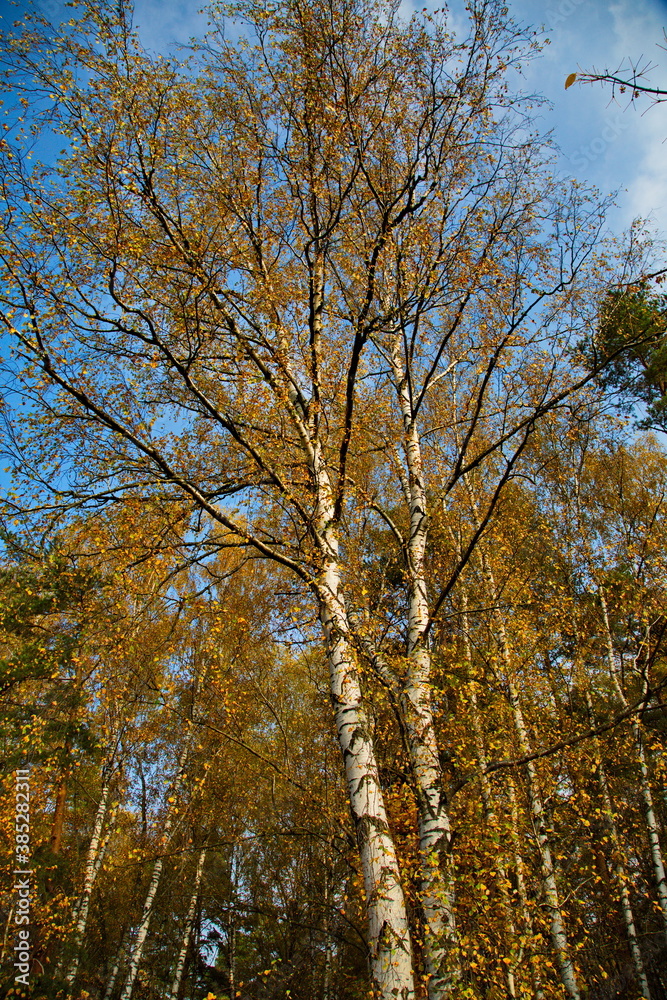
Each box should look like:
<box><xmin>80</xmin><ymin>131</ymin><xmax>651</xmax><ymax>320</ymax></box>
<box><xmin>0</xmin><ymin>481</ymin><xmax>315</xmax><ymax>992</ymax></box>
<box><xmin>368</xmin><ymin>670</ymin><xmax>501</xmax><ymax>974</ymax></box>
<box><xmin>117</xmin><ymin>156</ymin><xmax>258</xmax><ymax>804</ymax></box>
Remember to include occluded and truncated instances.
<box><xmin>132</xmin><ymin>0</ymin><xmax>209</xmax><ymax>53</ymax></box>
<box><xmin>623</xmin><ymin>103</ymin><xmax>667</xmax><ymax>233</ymax></box>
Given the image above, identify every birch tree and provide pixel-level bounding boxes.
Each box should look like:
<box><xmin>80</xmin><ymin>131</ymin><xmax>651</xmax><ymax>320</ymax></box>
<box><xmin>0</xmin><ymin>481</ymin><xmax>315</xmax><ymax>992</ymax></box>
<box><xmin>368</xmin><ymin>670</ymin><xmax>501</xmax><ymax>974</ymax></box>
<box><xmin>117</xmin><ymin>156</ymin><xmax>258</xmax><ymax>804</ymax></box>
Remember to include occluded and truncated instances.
<box><xmin>168</xmin><ymin>847</ymin><xmax>207</xmax><ymax>1000</ymax></box>
<box><xmin>61</xmin><ymin>755</ymin><xmax>119</xmax><ymax>991</ymax></box>
<box><xmin>0</xmin><ymin>0</ymin><xmax>651</xmax><ymax>994</ymax></box>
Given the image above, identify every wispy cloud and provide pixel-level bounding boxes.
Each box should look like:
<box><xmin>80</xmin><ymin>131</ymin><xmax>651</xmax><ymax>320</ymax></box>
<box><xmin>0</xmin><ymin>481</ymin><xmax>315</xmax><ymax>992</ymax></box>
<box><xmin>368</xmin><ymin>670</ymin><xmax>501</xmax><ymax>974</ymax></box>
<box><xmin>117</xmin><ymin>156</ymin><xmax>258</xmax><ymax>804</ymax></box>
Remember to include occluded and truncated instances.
<box><xmin>133</xmin><ymin>0</ymin><xmax>208</xmax><ymax>53</ymax></box>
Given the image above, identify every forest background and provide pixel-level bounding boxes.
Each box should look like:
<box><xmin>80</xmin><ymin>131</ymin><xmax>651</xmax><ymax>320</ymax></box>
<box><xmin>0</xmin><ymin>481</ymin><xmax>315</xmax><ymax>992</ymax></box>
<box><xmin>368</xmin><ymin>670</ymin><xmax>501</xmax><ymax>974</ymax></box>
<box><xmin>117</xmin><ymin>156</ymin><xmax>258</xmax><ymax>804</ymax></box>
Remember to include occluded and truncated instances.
<box><xmin>1</xmin><ymin>1</ymin><xmax>667</xmax><ymax>999</ymax></box>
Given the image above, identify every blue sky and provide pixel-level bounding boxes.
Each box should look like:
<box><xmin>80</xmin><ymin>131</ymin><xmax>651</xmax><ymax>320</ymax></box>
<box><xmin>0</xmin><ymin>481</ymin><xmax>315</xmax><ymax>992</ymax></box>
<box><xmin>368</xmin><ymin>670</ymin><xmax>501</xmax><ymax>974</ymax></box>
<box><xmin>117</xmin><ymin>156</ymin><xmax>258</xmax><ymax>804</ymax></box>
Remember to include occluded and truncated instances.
<box><xmin>125</xmin><ymin>0</ymin><xmax>667</xmax><ymax>243</ymax></box>
<box><xmin>497</xmin><ymin>0</ymin><xmax>667</xmax><ymax>239</ymax></box>
<box><xmin>3</xmin><ymin>0</ymin><xmax>666</xmax><ymax>239</ymax></box>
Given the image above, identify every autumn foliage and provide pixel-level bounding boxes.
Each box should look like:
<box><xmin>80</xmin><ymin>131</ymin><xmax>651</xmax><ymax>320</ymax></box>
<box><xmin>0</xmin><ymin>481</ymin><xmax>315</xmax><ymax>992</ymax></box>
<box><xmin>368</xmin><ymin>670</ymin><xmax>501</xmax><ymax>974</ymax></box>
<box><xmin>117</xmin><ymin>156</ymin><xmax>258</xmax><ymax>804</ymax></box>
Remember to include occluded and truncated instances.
<box><xmin>0</xmin><ymin>1</ymin><xmax>666</xmax><ymax>999</ymax></box>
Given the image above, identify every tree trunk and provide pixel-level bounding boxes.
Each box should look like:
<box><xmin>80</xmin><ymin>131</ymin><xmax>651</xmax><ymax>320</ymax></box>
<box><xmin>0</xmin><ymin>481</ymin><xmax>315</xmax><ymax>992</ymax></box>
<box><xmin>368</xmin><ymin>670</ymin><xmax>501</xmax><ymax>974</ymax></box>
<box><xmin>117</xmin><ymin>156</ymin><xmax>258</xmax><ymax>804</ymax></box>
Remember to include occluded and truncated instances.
<box><xmin>585</xmin><ymin>688</ymin><xmax>651</xmax><ymax>999</ymax></box>
<box><xmin>118</xmin><ymin>745</ymin><xmax>189</xmax><ymax>1000</ymax></box>
<box><xmin>1</xmin><ymin>906</ymin><xmax>13</xmax><ymax>967</ymax></box>
<box><xmin>319</xmin><ymin>573</ymin><xmax>414</xmax><ymax>999</ymax></box>
<box><xmin>50</xmin><ymin>768</ymin><xmax>69</xmax><ymax>854</ymax></box>
<box><xmin>506</xmin><ymin>681</ymin><xmax>581</xmax><ymax>999</ymax></box>
<box><xmin>314</xmin><ymin>437</ymin><xmax>415</xmax><ymax>999</ymax></box>
<box><xmin>459</xmin><ymin>584</ymin><xmax>518</xmax><ymax>997</ymax></box>
<box><xmin>507</xmin><ymin>778</ymin><xmax>545</xmax><ymax>1000</ymax></box>
<box><xmin>169</xmin><ymin>848</ymin><xmax>207</xmax><ymax>1000</ymax></box>
<box><xmin>390</xmin><ymin>337</ymin><xmax>460</xmax><ymax>998</ymax></box>
<box><xmin>62</xmin><ymin>774</ymin><xmax>115</xmax><ymax>990</ymax></box>
<box><xmin>118</xmin><ymin>846</ymin><xmax>167</xmax><ymax>999</ymax></box>
<box><xmin>103</xmin><ymin>928</ymin><xmax>128</xmax><ymax>1000</ymax></box>
<box><xmin>322</xmin><ymin>846</ymin><xmax>334</xmax><ymax>1000</ymax></box>
<box><xmin>599</xmin><ymin>590</ymin><xmax>667</xmax><ymax>942</ymax></box>
<box><xmin>227</xmin><ymin>918</ymin><xmax>236</xmax><ymax>1000</ymax></box>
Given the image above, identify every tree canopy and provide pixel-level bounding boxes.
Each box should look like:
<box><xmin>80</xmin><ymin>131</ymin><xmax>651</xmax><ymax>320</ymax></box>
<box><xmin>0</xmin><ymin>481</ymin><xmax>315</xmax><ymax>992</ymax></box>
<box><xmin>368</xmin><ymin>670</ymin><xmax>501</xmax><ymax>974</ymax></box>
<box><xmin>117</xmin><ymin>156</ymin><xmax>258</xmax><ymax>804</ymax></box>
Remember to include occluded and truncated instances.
<box><xmin>590</xmin><ymin>286</ymin><xmax>667</xmax><ymax>430</ymax></box>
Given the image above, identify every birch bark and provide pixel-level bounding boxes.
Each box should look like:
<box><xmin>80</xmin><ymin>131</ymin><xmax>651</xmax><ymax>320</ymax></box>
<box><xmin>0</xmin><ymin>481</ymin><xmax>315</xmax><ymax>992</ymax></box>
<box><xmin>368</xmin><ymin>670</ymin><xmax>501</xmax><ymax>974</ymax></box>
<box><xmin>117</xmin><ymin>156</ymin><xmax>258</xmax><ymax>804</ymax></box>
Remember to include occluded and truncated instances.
<box><xmin>317</xmin><ymin>552</ymin><xmax>414</xmax><ymax>999</ymax></box>
<box><xmin>584</xmin><ymin>690</ymin><xmax>651</xmax><ymax>998</ymax></box>
<box><xmin>302</xmin><ymin>291</ymin><xmax>415</xmax><ymax>999</ymax></box>
<box><xmin>458</xmin><ymin>582</ymin><xmax>521</xmax><ymax>998</ymax></box>
<box><xmin>169</xmin><ymin>847</ymin><xmax>207</xmax><ymax>1000</ymax></box>
<box><xmin>505</xmin><ymin>679</ymin><xmax>580</xmax><ymax>999</ymax></box>
<box><xmin>506</xmin><ymin>778</ymin><xmax>545</xmax><ymax>1000</ymax></box>
<box><xmin>63</xmin><ymin>775</ymin><xmax>115</xmax><ymax>991</ymax></box>
<box><xmin>598</xmin><ymin>590</ymin><xmax>667</xmax><ymax>942</ymax></box>
<box><xmin>103</xmin><ymin>930</ymin><xmax>128</xmax><ymax>1000</ymax></box>
<box><xmin>118</xmin><ymin>743</ymin><xmax>189</xmax><ymax>1000</ymax></box>
<box><xmin>322</xmin><ymin>833</ymin><xmax>335</xmax><ymax>1000</ymax></box>
<box><xmin>388</xmin><ymin>337</ymin><xmax>460</xmax><ymax>998</ymax></box>
<box><xmin>570</xmin><ymin>460</ymin><xmax>667</xmax><ymax>947</ymax></box>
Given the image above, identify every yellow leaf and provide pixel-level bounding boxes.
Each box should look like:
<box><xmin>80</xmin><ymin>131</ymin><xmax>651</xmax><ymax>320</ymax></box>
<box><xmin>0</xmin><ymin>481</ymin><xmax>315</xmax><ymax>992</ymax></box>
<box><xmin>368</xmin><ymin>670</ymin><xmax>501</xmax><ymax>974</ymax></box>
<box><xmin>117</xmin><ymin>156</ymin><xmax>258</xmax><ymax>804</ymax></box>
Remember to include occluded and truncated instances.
<box><xmin>565</xmin><ymin>73</ymin><xmax>577</xmax><ymax>89</ymax></box>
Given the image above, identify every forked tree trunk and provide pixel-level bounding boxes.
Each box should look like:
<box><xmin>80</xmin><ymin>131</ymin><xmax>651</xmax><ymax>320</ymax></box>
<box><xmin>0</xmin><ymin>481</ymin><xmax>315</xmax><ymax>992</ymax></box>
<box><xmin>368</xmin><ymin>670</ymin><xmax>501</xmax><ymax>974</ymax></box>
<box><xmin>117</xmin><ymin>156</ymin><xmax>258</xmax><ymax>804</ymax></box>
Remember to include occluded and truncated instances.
<box><xmin>319</xmin><ymin>572</ymin><xmax>414</xmax><ymax>999</ymax></box>
<box><xmin>390</xmin><ymin>338</ymin><xmax>460</xmax><ymax>998</ymax></box>
<box><xmin>266</xmin><ymin>262</ymin><xmax>416</xmax><ymax>997</ymax></box>
<box><xmin>599</xmin><ymin>590</ymin><xmax>667</xmax><ymax>942</ymax></box>
<box><xmin>169</xmin><ymin>847</ymin><xmax>207</xmax><ymax>1000</ymax></box>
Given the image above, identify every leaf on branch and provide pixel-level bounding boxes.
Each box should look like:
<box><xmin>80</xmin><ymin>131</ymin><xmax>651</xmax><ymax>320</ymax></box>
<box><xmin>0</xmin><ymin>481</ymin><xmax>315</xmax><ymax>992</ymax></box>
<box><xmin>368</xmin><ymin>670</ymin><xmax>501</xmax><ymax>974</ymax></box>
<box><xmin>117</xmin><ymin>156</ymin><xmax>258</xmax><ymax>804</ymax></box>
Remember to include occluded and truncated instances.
<box><xmin>565</xmin><ymin>73</ymin><xmax>577</xmax><ymax>89</ymax></box>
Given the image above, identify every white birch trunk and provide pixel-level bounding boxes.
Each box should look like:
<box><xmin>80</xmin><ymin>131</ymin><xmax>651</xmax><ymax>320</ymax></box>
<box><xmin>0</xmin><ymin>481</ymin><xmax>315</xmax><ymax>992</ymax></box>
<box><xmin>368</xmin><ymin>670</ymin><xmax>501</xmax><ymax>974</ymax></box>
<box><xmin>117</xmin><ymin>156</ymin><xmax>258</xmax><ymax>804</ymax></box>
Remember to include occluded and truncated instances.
<box><xmin>599</xmin><ymin>590</ymin><xmax>667</xmax><ymax>942</ymax></box>
<box><xmin>322</xmin><ymin>848</ymin><xmax>334</xmax><ymax>1000</ymax></box>
<box><xmin>64</xmin><ymin>778</ymin><xmax>114</xmax><ymax>990</ymax></box>
<box><xmin>506</xmin><ymin>680</ymin><xmax>580</xmax><ymax>1000</ymax></box>
<box><xmin>227</xmin><ymin>917</ymin><xmax>236</xmax><ymax>999</ymax></box>
<box><xmin>469</xmin><ymin>695</ymin><xmax>519</xmax><ymax>996</ymax></box>
<box><xmin>319</xmin><ymin>570</ymin><xmax>414</xmax><ymax>999</ymax></box>
<box><xmin>118</xmin><ymin>840</ymin><xmax>168</xmax><ymax>1000</ymax></box>
<box><xmin>275</xmin><ymin>262</ymin><xmax>414</xmax><ymax>996</ymax></box>
<box><xmin>507</xmin><ymin>778</ymin><xmax>545</xmax><ymax>1000</ymax></box>
<box><xmin>580</xmin><ymin>683</ymin><xmax>650</xmax><ymax>996</ymax></box>
<box><xmin>312</xmin><ymin>435</ymin><xmax>415</xmax><ymax>999</ymax></box>
<box><xmin>595</xmin><ymin>744</ymin><xmax>650</xmax><ymax>997</ymax></box>
<box><xmin>454</xmin><ymin>529</ymin><xmax>547</xmax><ymax>998</ymax></box>
<box><xmin>118</xmin><ymin>744</ymin><xmax>189</xmax><ymax>1000</ymax></box>
<box><xmin>1</xmin><ymin>907</ymin><xmax>13</xmax><ymax>966</ymax></box>
<box><xmin>103</xmin><ymin>930</ymin><xmax>128</xmax><ymax>1000</ymax></box>
<box><xmin>169</xmin><ymin>847</ymin><xmax>207</xmax><ymax>1000</ymax></box>
<box><xmin>390</xmin><ymin>337</ymin><xmax>460</xmax><ymax>998</ymax></box>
